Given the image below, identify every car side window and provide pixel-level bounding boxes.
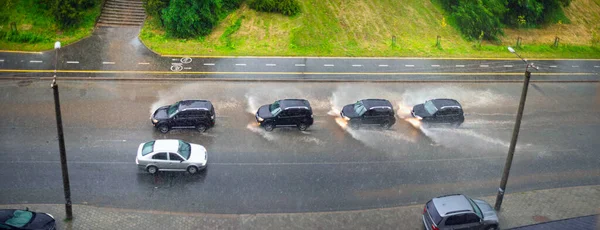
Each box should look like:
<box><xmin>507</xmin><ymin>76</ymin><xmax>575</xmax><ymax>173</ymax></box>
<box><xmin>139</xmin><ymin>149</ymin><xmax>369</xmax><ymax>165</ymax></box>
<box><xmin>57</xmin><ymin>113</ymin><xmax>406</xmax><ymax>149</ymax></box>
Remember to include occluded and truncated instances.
<box><xmin>169</xmin><ymin>153</ymin><xmax>183</xmax><ymax>161</ymax></box>
<box><xmin>445</xmin><ymin>214</ymin><xmax>466</xmax><ymax>226</ymax></box>
<box><xmin>464</xmin><ymin>213</ymin><xmax>480</xmax><ymax>224</ymax></box>
<box><xmin>175</xmin><ymin>111</ymin><xmax>189</xmax><ymax>118</ymax></box>
<box><xmin>436</xmin><ymin>109</ymin><xmax>449</xmax><ymax>116</ymax></box>
<box><xmin>364</xmin><ymin>110</ymin><xmax>375</xmax><ymax>116</ymax></box>
<box><xmin>447</xmin><ymin>108</ymin><xmax>460</xmax><ymax>116</ymax></box>
<box><xmin>152</xmin><ymin>152</ymin><xmax>168</xmax><ymax>160</ymax></box>
<box><xmin>278</xmin><ymin>110</ymin><xmax>290</xmax><ymax>117</ymax></box>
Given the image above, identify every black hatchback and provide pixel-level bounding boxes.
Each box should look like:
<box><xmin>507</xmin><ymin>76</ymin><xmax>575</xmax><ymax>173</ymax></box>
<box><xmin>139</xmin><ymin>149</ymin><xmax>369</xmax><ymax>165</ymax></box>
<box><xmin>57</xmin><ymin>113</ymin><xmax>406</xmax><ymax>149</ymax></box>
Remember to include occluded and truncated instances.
<box><xmin>411</xmin><ymin>98</ymin><xmax>464</xmax><ymax>125</ymax></box>
<box><xmin>151</xmin><ymin>100</ymin><xmax>215</xmax><ymax>133</ymax></box>
<box><xmin>255</xmin><ymin>99</ymin><xmax>314</xmax><ymax>131</ymax></box>
<box><xmin>340</xmin><ymin>99</ymin><xmax>396</xmax><ymax>129</ymax></box>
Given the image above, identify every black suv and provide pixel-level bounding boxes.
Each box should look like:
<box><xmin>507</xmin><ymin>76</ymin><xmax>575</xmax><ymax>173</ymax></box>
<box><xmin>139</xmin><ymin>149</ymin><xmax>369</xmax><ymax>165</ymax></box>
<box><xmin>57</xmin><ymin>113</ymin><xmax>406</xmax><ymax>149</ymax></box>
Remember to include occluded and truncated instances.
<box><xmin>255</xmin><ymin>99</ymin><xmax>314</xmax><ymax>131</ymax></box>
<box><xmin>340</xmin><ymin>99</ymin><xmax>396</xmax><ymax>129</ymax></box>
<box><xmin>411</xmin><ymin>98</ymin><xmax>464</xmax><ymax>124</ymax></box>
<box><xmin>151</xmin><ymin>100</ymin><xmax>215</xmax><ymax>133</ymax></box>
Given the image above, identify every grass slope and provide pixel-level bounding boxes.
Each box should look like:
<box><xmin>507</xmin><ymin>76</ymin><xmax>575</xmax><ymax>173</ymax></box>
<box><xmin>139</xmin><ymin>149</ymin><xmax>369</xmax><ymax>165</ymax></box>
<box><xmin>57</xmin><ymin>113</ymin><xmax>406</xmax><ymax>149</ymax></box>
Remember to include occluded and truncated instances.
<box><xmin>0</xmin><ymin>0</ymin><xmax>101</xmax><ymax>51</ymax></box>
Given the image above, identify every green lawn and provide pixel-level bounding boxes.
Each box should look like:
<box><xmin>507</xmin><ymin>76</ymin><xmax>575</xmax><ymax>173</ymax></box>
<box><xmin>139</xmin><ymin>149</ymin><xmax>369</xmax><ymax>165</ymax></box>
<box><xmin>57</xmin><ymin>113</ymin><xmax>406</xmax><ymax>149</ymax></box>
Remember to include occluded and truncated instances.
<box><xmin>0</xmin><ymin>0</ymin><xmax>101</xmax><ymax>51</ymax></box>
<box><xmin>140</xmin><ymin>0</ymin><xmax>600</xmax><ymax>58</ymax></box>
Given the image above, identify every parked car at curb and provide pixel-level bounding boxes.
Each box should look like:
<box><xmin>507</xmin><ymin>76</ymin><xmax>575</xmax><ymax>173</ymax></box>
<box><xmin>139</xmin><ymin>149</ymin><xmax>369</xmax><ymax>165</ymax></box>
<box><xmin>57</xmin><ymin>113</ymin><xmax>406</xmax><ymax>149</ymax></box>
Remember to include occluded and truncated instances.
<box><xmin>422</xmin><ymin>194</ymin><xmax>499</xmax><ymax>230</ymax></box>
<box><xmin>255</xmin><ymin>99</ymin><xmax>314</xmax><ymax>131</ymax></box>
<box><xmin>151</xmin><ymin>100</ymin><xmax>215</xmax><ymax>134</ymax></box>
<box><xmin>411</xmin><ymin>99</ymin><xmax>464</xmax><ymax>125</ymax></box>
<box><xmin>340</xmin><ymin>99</ymin><xmax>396</xmax><ymax>129</ymax></box>
<box><xmin>0</xmin><ymin>208</ymin><xmax>56</xmax><ymax>230</ymax></box>
<box><xmin>136</xmin><ymin>139</ymin><xmax>207</xmax><ymax>175</ymax></box>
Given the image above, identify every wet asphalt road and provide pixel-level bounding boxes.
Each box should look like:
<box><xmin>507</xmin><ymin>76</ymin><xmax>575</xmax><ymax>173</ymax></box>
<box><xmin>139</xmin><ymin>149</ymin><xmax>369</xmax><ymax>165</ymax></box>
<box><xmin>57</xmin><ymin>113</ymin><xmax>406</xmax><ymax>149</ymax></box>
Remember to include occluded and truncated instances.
<box><xmin>0</xmin><ymin>80</ymin><xmax>599</xmax><ymax>214</ymax></box>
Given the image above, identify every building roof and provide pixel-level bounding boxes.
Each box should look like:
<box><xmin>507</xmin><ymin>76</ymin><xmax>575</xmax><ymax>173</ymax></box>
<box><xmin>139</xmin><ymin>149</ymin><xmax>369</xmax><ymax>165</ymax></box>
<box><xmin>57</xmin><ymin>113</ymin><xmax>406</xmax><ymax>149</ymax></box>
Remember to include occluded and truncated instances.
<box><xmin>361</xmin><ymin>99</ymin><xmax>393</xmax><ymax>110</ymax></box>
<box><xmin>432</xmin><ymin>194</ymin><xmax>474</xmax><ymax>216</ymax></box>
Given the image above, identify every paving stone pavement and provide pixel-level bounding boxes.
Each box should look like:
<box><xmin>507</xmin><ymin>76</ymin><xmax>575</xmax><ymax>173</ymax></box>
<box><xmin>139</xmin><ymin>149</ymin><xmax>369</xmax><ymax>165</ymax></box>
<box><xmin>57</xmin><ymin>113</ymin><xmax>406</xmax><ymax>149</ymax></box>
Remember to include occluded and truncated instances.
<box><xmin>1</xmin><ymin>185</ymin><xmax>598</xmax><ymax>230</ymax></box>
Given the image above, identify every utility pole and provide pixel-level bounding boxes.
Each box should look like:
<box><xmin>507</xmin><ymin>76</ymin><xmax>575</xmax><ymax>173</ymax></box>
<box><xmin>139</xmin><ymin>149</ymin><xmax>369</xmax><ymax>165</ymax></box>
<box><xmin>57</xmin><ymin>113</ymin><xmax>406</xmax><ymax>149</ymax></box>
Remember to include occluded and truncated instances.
<box><xmin>51</xmin><ymin>41</ymin><xmax>73</xmax><ymax>220</ymax></box>
<box><xmin>494</xmin><ymin>47</ymin><xmax>538</xmax><ymax>211</ymax></box>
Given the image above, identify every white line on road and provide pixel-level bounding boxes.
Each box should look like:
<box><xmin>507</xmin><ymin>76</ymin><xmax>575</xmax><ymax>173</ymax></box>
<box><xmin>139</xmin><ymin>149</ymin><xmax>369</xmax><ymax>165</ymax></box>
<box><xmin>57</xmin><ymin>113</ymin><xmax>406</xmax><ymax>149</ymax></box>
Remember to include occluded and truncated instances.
<box><xmin>504</xmin><ymin>65</ymin><xmax>513</xmax><ymax>67</ymax></box>
<box><xmin>456</xmin><ymin>65</ymin><xmax>465</xmax><ymax>67</ymax></box>
<box><xmin>266</xmin><ymin>64</ymin><xmax>276</xmax><ymax>66</ymax></box>
<box><xmin>30</xmin><ymin>60</ymin><xmax>43</xmax><ymax>63</ymax></box>
<box><xmin>572</xmin><ymin>65</ymin><xmax>579</xmax><ymax>68</ymax></box>
<box><xmin>352</xmin><ymin>64</ymin><xmax>362</xmax><ymax>67</ymax></box>
<box><xmin>431</xmin><ymin>65</ymin><xmax>440</xmax><ymax>67</ymax></box>
<box><xmin>595</xmin><ymin>66</ymin><xmax>600</xmax><ymax>68</ymax></box>
<box><xmin>183</xmin><ymin>67</ymin><xmax>192</xmax><ymax>70</ymax></box>
<box><xmin>295</xmin><ymin>64</ymin><xmax>306</xmax><ymax>67</ymax></box>
<box><xmin>103</xmin><ymin>62</ymin><xmax>115</xmax><ymax>65</ymax></box>
<box><xmin>235</xmin><ymin>64</ymin><xmax>246</xmax><ymax>66</ymax></box>
<box><xmin>204</xmin><ymin>63</ymin><xmax>215</xmax><ymax>66</ymax></box>
<box><xmin>0</xmin><ymin>59</ymin><xmax>4</xmax><ymax>62</ymax></box>
<box><xmin>66</xmin><ymin>61</ymin><xmax>79</xmax><ymax>64</ymax></box>
<box><xmin>480</xmin><ymin>65</ymin><xmax>489</xmax><ymax>67</ymax></box>
<box><xmin>378</xmin><ymin>64</ymin><xmax>388</xmax><ymax>67</ymax></box>
<box><xmin>138</xmin><ymin>62</ymin><xmax>150</xmax><ymax>65</ymax></box>
<box><xmin>549</xmin><ymin>65</ymin><xmax>557</xmax><ymax>68</ymax></box>
<box><xmin>172</xmin><ymin>58</ymin><xmax>179</xmax><ymax>61</ymax></box>
<box><xmin>324</xmin><ymin>64</ymin><xmax>334</xmax><ymax>67</ymax></box>
<box><xmin>405</xmin><ymin>65</ymin><xmax>415</xmax><ymax>67</ymax></box>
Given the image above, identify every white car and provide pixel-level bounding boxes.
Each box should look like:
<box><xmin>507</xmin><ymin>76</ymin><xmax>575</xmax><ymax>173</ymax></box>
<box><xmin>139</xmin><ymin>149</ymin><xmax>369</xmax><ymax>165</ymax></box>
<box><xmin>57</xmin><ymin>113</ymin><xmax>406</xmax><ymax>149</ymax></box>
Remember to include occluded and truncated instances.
<box><xmin>136</xmin><ymin>139</ymin><xmax>207</xmax><ymax>174</ymax></box>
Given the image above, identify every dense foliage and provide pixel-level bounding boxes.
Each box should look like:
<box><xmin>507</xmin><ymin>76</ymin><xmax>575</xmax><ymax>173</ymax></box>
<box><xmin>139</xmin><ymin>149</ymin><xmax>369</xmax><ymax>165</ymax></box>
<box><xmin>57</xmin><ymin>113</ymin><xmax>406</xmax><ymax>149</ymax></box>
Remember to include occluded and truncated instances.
<box><xmin>39</xmin><ymin>0</ymin><xmax>100</xmax><ymax>29</ymax></box>
<box><xmin>438</xmin><ymin>0</ymin><xmax>571</xmax><ymax>40</ymax></box>
<box><xmin>247</xmin><ymin>0</ymin><xmax>301</xmax><ymax>16</ymax></box>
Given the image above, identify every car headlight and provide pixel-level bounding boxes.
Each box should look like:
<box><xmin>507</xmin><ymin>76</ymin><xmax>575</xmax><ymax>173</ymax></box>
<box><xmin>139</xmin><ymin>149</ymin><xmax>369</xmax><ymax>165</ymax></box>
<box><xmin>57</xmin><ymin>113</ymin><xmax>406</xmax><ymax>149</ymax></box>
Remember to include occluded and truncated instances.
<box><xmin>343</xmin><ymin>115</ymin><xmax>351</xmax><ymax>121</ymax></box>
<box><xmin>211</xmin><ymin>115</ymin><xmax>215</xmax><ymax>120</ymax></box>
<box><xmin>414</xmin><ymin>115</ymin><xmax>423</xmax><ymax>120</ymax></box>
<box><xmin>152</xmin><ymin>118</ymin><xmax>158</xmax><ymax>123</ymax></box>
<box><xmin>257</xmin><ymin>116</ymin><xmax>264</xmax><ymax>122</ymax></box>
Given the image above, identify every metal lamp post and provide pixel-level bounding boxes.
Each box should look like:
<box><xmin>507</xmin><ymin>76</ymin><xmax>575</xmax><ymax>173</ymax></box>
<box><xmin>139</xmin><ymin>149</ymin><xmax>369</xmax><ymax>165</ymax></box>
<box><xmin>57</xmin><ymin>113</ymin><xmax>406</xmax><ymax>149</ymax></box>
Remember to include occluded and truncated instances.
<box><xmin>51</xmin><ymin>41</ymin><xmax>73</xmax><ymax>220</ymax></box>
<box><xmin>494</xmin><ymin>47</ymin><xmax>538</xmax><ymax>211</ymax></box>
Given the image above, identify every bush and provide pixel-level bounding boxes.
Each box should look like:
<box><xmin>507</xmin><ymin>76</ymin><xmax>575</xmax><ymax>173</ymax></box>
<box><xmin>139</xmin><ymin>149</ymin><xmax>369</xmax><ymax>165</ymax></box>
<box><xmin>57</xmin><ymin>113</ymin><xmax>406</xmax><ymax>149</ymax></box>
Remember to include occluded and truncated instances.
<box><xmin>223</xmin><ymin>0</ymin><xmax>244</xmax><ymax>11</ymax></box>
<box><xmin>37</xmin><ymin>0</ymin><xmax>99</xmax><ymax>29</ymax></box>
<box><xmin>450</xmin><ymin>0</ymin><xmax>503</xmax><ymax>40</ymax></box>
<box><xmin>248</xmin><ymin>0</ymin><xmax>300</xmax><ymax>16</ymax></box>
<box><xmin>161</xmin><ymin>0</ymin><xmax>222</xmax><ymax>38</ymax></box>
<box><xmin>504</xmin><ymin>0</ymin><xmax>571</xmax><ymax>27</ymax></box>
<box><xmin>143</xmin><ymin>0</ymin><xmax>169</xmax><ymax>17</ymax></box>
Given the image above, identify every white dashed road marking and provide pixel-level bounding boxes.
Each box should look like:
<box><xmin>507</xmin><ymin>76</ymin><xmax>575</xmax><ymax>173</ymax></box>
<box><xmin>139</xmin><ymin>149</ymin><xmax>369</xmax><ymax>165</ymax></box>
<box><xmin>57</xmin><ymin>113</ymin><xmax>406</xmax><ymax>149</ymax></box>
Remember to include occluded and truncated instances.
<box><xmin>138</xmin><ymin>62</ymin><xmax>150</xmax><ymax>65</ymax></box>
<box><xmin>352</xmin><ymin>64</ymin><xmax>362</xmax><ymax>67</ymax></box>
<box><xmin>0</xmin><ymin>59</ymin><xmax>4</xmax><ymax>62</ymax></box>
<box><xmin>405</xmin><ymin>65</ymin><xmax>415</xmax><ymax>67</ymax></box>
<box><xmin>595</xmin><ymin>66</ymin><xmax>600</xmax><ymax>68</ymax></box>
<box><xmin>504</xmin><ymin>65</ymin><xmax>513</xmax><ymax>67</ymax></box>
<box><xmin>572</xmin><ymin>65</ymin><xmax>579</xmax><ymax>68</ymax></box>
<box><xmin>66</xmin><ymin>61</ymin><xmax>79</xmax><ymax>64</ymax></box>
<box><xmin>103</xmin><ymin>62</ymin><xmax>115</xmax><ymax>65</ymax></box>
<box><xmin>549</xmin><ymin>65</ymin><xmax>557</xmax><ymax>68</ymax></box>
<box><xmin>480</xmin><ymin>65</ymin><xmax>489</xmax><ymax>67</ymax></box>
<box><xmin>204</xmin><ymin>63</ymin><xmax>215</xmax><ymax>66</ymax></box>
<box><xmin>324</xmin><ymin>64</ymin><xmax>334</xmax><ymax>67</ymax></box>
<box><xmin>378</xmin><ymin>64</ymin><xmax>388</xmax><ymax>67</ymax></box>
<box><xmin>431</xmin><ymin>65</ymin><xmax>440</xmax><ymax>67</ymax></box>
<box><xmin>295</xmin><ymin>64</ymin><xmax>306</xmax><ymax>67</ymax></box>
<box><xmin>456</xmin><ymin>65</ymin><xmax>465</xmax><ymax>67</ymax></box>
<box><xmin>266</xmin><ymin>64</ymin><xmax>276</xmax><ymax>67</ymax></box>
<box><xmin>183</xmin><ymin>67</ymin><xmax>192</xmax><ymax>70</ymax></box>
<box><xmin>30</xmin><ymin>60</ymin><xmax>43</xmax><ymax>63</ymax></box>
<box><xmin>235</xmin><ymin>64</ymin><xmax>246</xmax><ymax>66</ymax></box>
<box><xmin>172</xmin><ymin>59</ymin><xmax>179</xmax><ymax>61</ymax></box>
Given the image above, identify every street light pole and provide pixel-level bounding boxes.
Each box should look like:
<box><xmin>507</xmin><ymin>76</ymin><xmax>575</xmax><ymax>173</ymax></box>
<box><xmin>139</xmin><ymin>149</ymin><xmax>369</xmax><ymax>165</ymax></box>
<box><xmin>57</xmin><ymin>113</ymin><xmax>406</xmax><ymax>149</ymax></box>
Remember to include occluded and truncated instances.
<box><xmin>51</xmin><ymin>41</ymin><xmax>73</xmax><ymax>220</ymax></box>
<box><xmin>494</xmin><ymin>47</ymin><xmax>537</xmax><ymax>211</ymax></box>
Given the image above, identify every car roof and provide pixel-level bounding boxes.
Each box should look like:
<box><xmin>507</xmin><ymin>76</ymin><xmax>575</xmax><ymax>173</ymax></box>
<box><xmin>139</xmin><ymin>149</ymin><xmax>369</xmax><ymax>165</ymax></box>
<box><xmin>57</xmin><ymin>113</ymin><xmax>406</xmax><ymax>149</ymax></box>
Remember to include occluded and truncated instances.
<box><xmin>360</xmin><ymin>99</ymin><xmax>393</xmax><ymax>110</ymax></box>
<box><xmin>432</xmin><ymin>194</ymin><xmax>474</xmax><ymax>217</ymax></box>
<box><xmin>178</xmin><ymin>100</ymin><xmax>213</xmax><ymax>111</ymax></box>
<box><xmin>430</xmin><ymin>99</ymin><xmax>462</xmax><ymax>108</ymax></box>
<box><xmin>279</xmin><ymin>99</ymin><xmax>311</xmax><ymax>110</ymax></box>
<box><xmin>152</xmin><ymin>139</ymin><xmax>180</xmax><ymax>152</ymax></box>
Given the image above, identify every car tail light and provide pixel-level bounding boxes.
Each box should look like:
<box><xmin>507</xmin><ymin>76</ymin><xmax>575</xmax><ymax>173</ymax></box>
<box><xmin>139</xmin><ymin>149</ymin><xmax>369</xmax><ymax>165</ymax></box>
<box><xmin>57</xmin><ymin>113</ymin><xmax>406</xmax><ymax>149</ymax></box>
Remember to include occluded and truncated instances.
<box><xmin>423</xmin><ymin>206</ymin><xmax>427</xmax><ymax>214</ymax></box>
<box><xmin>431</xmin><ymin>224</ymin><xmax>439</xmax><ymax>230</ymax></box>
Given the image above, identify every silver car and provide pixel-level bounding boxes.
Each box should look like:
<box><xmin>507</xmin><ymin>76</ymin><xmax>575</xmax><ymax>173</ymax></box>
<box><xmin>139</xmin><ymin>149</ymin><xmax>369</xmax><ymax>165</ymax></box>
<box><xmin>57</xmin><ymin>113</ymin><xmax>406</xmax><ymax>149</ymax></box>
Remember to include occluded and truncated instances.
<box><xmin>422</xmin><ymin>194</ymin><xmax>499</xmax><ymax>230</ymax></box>
<box><xmin>136</xmin><ymin>139</ymin><xmax>207</xmax><ymax>175</ymax></box>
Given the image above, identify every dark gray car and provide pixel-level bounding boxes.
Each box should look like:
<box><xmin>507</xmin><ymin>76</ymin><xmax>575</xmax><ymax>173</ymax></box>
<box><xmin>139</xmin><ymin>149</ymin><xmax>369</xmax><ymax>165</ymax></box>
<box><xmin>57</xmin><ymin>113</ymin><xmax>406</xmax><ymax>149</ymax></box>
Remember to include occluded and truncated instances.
<box><xmin>422</xmin><ymin>194</ymin><xmax>499</xmax><ymax>230</ymax></box>
<box><xmin>412</xmin><ymin>98</ymin><xmax>464</xmax><ymax>125</ymax></box>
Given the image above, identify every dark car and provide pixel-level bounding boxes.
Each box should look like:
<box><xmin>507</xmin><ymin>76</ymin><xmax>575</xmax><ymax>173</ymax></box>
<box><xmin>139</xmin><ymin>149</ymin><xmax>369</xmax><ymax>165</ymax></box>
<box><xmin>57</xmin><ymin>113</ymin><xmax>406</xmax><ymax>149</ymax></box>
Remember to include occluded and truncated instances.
<box><xmin>340</xmin><ymin>99</ymin><xmax>396</xmax><ymax>129</ymax></box>
<box><xmin>255</xmin><ymin>99</ymin><xmax>314</xmax><ymax>131</ymax></box>
<box><xmin>0</xmin><ymin>209</ymin><xmax>56</xmax><ymax>230</ymax></box>
<box><xmin>422</xmin><ymin>194</ymin><xmax>499</xmax><ymax>230</ymax></box>
<box><xmin>151</xmin><ymin>100</ymin><xmax>215</xmax><ymax>134</ymax></box>
<box><xmin>411</xmin><ymin>99</ymin><xmax>464</xmax><ymax>125</ymax></box>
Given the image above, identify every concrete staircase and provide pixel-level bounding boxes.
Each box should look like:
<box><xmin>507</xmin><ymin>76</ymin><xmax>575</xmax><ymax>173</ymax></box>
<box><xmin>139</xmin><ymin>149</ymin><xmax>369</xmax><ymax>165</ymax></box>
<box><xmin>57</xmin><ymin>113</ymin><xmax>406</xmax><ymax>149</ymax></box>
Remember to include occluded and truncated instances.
<box><xmin>97</xmin><ymin>0</ymin><xmax>146</xmax><ymax>27</ymax></box>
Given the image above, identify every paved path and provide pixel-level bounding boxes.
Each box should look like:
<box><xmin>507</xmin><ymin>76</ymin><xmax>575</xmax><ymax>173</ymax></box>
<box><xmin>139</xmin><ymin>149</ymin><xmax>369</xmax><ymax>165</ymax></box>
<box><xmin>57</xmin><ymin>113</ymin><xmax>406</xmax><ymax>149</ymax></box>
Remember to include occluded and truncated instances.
<box><xmin>1</xmin><ymin>185</ymin><xmax>598</xmax><ymax>229</ymax></box>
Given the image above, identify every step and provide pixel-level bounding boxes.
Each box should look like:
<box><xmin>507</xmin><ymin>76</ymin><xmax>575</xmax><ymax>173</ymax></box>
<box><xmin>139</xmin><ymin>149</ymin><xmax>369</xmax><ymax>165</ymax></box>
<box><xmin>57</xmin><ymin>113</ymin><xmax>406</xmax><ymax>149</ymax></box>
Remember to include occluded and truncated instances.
<box><xmin>105</xmin><ymin>2</ymin><xmax>144</xmax><ymax>10</ymax></box>
<box><xmin>101</xmin><ymin>10</ymin><xmax>146</xmax><ymax>17</ymax></box>
<box><xmin>102</xmin><ymin>8</ymin><xmax>145</xmax><ymax>15</ymax></box>
<box><xmin>103</xmin><ymin>6</ymin><xmax>145</xmax><ymax>13</ymax></box>
<box><xmin>99</xmin><ymin>14</ymin><xmax>145</xmax><ymax>20</ymax></box>
<box><xmin>100</xmin><ymin>12</ymin><xmax>146</xmax><ymax>18</ymax></box>
<box><xmin>99</xmin><ymin>16</ymin><xmax>145</xmax><ymax>23</ymax></box>
<box><xmin>108</xmin><ymin>0</ymin><xmax>143</xmax><ymax>6</ymax></box>
<box><xmin>97</xmin><ymin>19</ymin><xmax>144</xmax><ymax>26</ymax></box>
<box><xmin>97</xmin><ymin>23</ymin><xmax>142</xmax><ymax>27</ymax></box>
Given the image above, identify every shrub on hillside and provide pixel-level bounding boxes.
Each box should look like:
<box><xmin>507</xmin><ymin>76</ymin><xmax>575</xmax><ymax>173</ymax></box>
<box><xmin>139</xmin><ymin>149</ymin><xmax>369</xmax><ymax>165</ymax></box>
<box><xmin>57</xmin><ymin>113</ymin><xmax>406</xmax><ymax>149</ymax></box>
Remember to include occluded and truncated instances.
<box><xmin>248</xmin><ymin>0</ymin><xmax>300</xmax><ymax>16</ymax></box>
<box><xmin>161</xmin><ymin>0</ymin><xmax>221</xmax><ymax>38</ymax></box>
<box><xmin>450</xmin><ymin>0</ymin><xmax>504</xmax><ymax>40</ymax></box>
<box><xmin>38</xmin><ymin>0</ymin><xmax>100</xmax><ymax>29</ymax></box>
<box><xmin>143</xmin><ymin>0</ymin><xmax>169</xmax><ymax>17</ymax></box>
<box><xmin>504</xmin><ymin>0</ymin><xmax>571</xmax><ymax>27</ymax></box>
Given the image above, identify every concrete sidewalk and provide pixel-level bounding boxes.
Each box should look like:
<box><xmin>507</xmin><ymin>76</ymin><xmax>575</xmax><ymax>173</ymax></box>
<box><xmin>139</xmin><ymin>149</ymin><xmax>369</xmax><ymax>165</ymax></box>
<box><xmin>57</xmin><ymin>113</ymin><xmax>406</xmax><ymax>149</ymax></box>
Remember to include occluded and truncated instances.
<box><xmin>2</xmin><ymin>185</ymin><xmax>599</xmax><ymax>230</ymax></box>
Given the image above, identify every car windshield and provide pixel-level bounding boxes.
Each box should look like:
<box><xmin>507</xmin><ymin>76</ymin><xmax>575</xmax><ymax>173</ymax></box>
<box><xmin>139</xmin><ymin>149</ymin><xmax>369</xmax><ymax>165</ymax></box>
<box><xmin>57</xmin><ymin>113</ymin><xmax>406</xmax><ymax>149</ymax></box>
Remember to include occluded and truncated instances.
<box><xmin>178</xmin><ymin>140</ymin><xmax>191</xmax><ymax>160</ymax></box>
<box><xmin>424</xmin><ymin>100</ymin><xmax>438</xmax><ymax>114</ymax></box>
<box><xmin>167</xmin><ymin>101</ymin><xmax>180</xmax><ymax>117</ymax></box>
<box><xmin>468</xmin><ymin>198</ymin><xmax>483</xmax><ymax>219</ymax></box>
<box><xmin>354</xmin><ymin>101</ymin><xmax>367</xmax><ymax>116</ymax></box>
<box><xmin>270</xmin><ymin>101</ymin><xmax>282</xmax><ymax>116</ymax></box>
<box><xmin>141</xmin><ymin>141</ymin><xmax>155</xmax><ymax>156</ymax></box>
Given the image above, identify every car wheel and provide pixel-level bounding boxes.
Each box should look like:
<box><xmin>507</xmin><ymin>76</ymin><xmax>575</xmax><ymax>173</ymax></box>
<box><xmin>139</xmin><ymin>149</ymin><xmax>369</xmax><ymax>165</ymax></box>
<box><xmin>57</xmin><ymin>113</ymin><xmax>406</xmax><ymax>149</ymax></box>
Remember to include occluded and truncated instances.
<box><xmin>264</xmin><ymin>123</ymin><xmax>275</xmax><ymax>132</ymax></box>
<box><xmin>187</xmin><ymin>166</ymin><xmax>198</xmax><ymax>175</ymax></box>
<box><xmin>297</xmin><ymin>123</ymin><xmax>308</xmax><ymax>131</ymax></box>
<box><xmin>485</xmin><ymin>225</ymin><xmax>499</xmax><ymax>230</ymax></box>
<box><xmin>381</xmin><ymin>120</ymin><xmax>392</xmax><ymax>129</ymax></box>
<box><xmin>147</xmin><ymin>166</ymin><xmax>158</xmax><ymax>174</ymax></box>
<box><xmin>157</xmin><ymin>125</ymin><xmax>169</xmax><ymax>134</ymax></box>
<box><xmin>195</xmin><ymin>124</ymin><xmax>207</xmax><ymax>133</ymax></box>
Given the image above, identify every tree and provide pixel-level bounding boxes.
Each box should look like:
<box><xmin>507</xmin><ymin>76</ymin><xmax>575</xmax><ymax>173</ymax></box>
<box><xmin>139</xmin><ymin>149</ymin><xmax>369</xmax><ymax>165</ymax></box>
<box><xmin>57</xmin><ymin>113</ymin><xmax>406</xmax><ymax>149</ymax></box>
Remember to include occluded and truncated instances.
<box><xmin>161</xmin><ymin>0</ymin><xmax>222</xmax><ymax>38</ymax></box>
